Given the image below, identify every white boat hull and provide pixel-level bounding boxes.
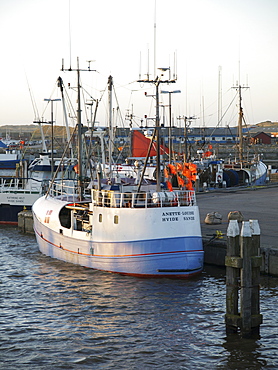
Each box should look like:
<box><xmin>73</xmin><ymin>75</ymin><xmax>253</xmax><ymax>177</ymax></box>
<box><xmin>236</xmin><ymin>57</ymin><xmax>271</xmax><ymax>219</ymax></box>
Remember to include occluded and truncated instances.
<box><xmin>33</xmin><ymin>191</ymin><xmax>204</xmax><ymax>278</ymax></box>
<box><xmin>0</xmin><ymin>190</ymin><xmax>41</xmax><ymax>224</ymax></box>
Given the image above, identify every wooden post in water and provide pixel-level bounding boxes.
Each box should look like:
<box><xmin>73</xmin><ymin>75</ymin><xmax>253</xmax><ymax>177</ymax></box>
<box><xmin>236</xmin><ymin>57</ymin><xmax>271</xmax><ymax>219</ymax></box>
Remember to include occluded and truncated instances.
<box><xmin>225</xmin><ymin>220</ymin><xmax>262</xmax><ymax>336</ymax></box>
<box><xmin>225</xmin><ymin>220</ymin><xmax>240</xmax><ymax>334</ymax></box>
<box><xmin>240</xmin><ymin>221</ymin><xmax>253</xmax><ymax>335</ymax></box>
<box><xmin>249</xmin><ymin>219</ymin><xmax>263</xmax><ymax>336</ymax></box>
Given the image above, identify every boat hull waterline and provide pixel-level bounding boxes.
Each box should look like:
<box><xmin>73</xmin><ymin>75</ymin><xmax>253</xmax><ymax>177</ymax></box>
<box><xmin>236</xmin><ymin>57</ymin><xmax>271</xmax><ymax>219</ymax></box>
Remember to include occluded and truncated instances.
<box><xmin>33</xmin><ymin>192</ymin><xmax>204</xmax><ymax>278</ymax></box>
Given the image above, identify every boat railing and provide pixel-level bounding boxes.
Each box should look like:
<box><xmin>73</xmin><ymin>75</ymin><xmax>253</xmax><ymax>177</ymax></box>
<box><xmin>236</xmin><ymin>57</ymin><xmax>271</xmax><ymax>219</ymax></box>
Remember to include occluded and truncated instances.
<box><xmin>47</xmin><ymin>180</ymin><xmax>196</xmax><ymax>206</ymax></box>
<box><xmin>48</xmin><ymin>179</ymin><xmax>90</xmax><ymax>201</ymax></box>
<box><xmin>225</xmin><ymin>159</ymin><xmax>260</xmax><ymax>170</ymax></box>
<box><xmin>92</xmin><ymin>189</ymin><xmax>196</xmax><ymax>208</ymax></box>
<box><xmin>0</xmin><ymin>177</ymin><xmax>42</xmax><ymax>194</ymax></box>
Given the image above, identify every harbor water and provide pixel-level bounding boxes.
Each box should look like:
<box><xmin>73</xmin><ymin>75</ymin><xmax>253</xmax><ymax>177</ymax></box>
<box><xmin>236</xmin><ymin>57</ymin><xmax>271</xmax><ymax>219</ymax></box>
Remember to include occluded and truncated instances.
<box><xmin>1</xmin><ymin>225</ymin><xmax>278</xmax><ymax>369</ymax></box>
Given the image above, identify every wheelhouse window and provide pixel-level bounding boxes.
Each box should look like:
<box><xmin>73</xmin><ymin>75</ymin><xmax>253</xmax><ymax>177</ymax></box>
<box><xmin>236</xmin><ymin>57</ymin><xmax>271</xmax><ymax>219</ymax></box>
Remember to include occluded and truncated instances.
<box><xmin>59</xmin><ymin>206</ymin><xmax>71</xmax><ymax>229</ymax></box>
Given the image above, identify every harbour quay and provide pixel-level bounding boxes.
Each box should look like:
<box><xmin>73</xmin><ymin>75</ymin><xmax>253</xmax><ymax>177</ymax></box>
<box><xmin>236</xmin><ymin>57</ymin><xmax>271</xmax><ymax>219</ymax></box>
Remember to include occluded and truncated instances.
<box><xmin>198</xmin><ymin>184</ymin><xmax>278</xmax><ymax>276</ymax></box>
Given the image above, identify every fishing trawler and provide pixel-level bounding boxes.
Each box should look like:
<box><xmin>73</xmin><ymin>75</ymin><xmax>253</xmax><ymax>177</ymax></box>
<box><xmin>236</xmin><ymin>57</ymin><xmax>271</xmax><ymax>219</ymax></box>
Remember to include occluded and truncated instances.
<box><xmin>32</xmin><ymin>61</ymin><xmax>204</xmax><ymax>278</ymax></box>
<box><xmin>197</xmin><ymin>84</ymin><xmax>267</xmax><ymax>188</ymax></box>
<box><xmin>220</xmin><ymin>84</ymin><xmax>267</xmax><ymax>186</ymax></box>
<box><xmin>0</xmin><ymin>114</ymin><xmax>76</xmax><ymax>225</ymax></box>
<box><xmin>0</xmin><ymin>134</ymin><xmax>48</xmax><ymax>225</ymax></box>
<box><xmin>0</xmin><ymin>152</ymin><xmax>76</xmax><ymax>224</ymax></box>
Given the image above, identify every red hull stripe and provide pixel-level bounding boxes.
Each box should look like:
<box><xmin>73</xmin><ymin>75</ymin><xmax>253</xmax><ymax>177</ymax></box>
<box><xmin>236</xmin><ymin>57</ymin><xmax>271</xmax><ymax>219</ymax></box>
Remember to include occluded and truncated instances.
<box><xmin>35</xmin><ymin>227</ymin><xmax>203</xmax><ymax>258</ymax></box>
<box><xmin>95</xmin><ymin>270</ymin><xmax>202</xmax><ymax>278</ymax></box>
<box><xmin>0</xmin><ymin>221</ymin><xmax>18</xmax><ymax>225</ymax></box>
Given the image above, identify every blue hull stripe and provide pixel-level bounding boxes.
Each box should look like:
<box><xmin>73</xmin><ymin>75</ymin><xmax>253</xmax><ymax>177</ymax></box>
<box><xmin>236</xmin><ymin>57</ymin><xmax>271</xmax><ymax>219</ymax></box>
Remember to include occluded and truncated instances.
<box><xmin>34</xmin><ymin>227</ymin><xmax>203</xmax><ymax>258</ymax></box>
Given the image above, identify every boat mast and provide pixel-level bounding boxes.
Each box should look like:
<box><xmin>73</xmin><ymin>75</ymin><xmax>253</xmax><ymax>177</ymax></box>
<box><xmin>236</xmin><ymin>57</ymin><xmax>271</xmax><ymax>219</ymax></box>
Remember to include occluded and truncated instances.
<box><xmin>33</xmin><ymin>120</ymin><xmax>48</xmax><ymax>153</ymax></box>
<box><xmin>138</xmin><ymin>70</ymin><xmax>176</xmax><ymax>192</ymax></box>
<box><xmin>236</xmin><ymin>83</ymin><xmax>250</xmax><ymax>162</ymax></box>
<box><xmin>57</xmin><ymin>76</ymin><xmax>73</xmax><ymax>158</ymax></box>
<box><xmin>155</xmin><ymin>79</ymin><xmax>161</xmax><ymax>190</ymax></box>
<box><xmin>218</xmin><ymin>66</ymin><xmax>223</xmax><ymax>127</ymax></box>
<box><xmin>61</xmin><ymin>57</ymin><xmax>96</xmax><ymax>200</ymax></box>
<box><xmin>108</xmin><ymin>75</ymin><xmax>113</xmax><ymax>178</ymax></box>
<box><xmin>238</xmin><ymin>85</ymin><xmax>243</xmax><ymax>162</ymax></box>
<box><xmin>232</xmin><ymin>80</ymin><xmax>249</xmax><ymax>163</ymax></box>
<box><xmin>76</xmin><ymin>59</ymin><xmax>83</xmax><ymax>197</ymax></box>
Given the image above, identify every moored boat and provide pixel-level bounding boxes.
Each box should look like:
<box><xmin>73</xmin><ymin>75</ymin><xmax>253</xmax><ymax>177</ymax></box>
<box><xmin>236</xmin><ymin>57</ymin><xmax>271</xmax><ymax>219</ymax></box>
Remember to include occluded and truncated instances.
<box><xmin>197</xmin><ymin>84</ymin><xmax>267</xmax><ymax>189</ymax></box>
<box><xmin>0</xmin><ymin>153</ymin><xmax>75</xmax><ymax>224</ymax></box>
<box><xmin>33</xmin><ymin>182</ymin><xmax>203</xmax><ymax>277</ymax></box>
<box><xmin>32</xmin><ymin>60</ymin><xmax>204</xmax><ymax>278</ymax></box>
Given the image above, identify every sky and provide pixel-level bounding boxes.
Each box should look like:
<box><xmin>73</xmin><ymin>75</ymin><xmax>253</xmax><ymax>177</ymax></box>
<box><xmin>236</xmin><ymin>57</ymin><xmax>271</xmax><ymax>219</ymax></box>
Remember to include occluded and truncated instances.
<box><xmin>1</xmin><ymin>0</ymin><xmax>278</xmax><ymax>130</ymax></box>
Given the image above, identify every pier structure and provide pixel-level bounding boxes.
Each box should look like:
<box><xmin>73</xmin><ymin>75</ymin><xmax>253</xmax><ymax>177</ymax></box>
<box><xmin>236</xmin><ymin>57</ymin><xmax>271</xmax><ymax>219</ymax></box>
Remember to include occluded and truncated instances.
<box><xmin>198</xmin><ymin>185</ymin><xmax>278</xmax><ymax>276</ymax></box>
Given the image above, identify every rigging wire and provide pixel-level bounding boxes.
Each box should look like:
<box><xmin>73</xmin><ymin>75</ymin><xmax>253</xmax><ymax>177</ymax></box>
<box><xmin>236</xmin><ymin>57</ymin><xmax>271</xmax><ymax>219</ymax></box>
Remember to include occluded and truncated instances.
<box><xmin>242</xmin><ymin>88</ymin><xmax>254</xmax><ymax>125</ymax></box>
<box><xmin>113</xmin><ymin>87</ymin><xmax>125</xmax><ymax>128</ymax></box>
<box><xmin>209</xmin><ymin>90</ymin><xmax>238</xmax><ymax>138</ymax></box>
<box><xmin>81</xmin><ymin>81</ymin><xmax>90</xmax><ymax>126</ymax></box>
<box><xmin>62</xmin><ymin>83</ymin><xmax>77</xmax><ymax>123</ymax></box>
<box><xmin>25</xmin><ymin>72</ymin><xmax>40</xmax><ymax>121</ymax></box>
<box><xmin>42</xmin><ymin>82</ymin><xmax>60</xmax><ymax>118</ymax></box>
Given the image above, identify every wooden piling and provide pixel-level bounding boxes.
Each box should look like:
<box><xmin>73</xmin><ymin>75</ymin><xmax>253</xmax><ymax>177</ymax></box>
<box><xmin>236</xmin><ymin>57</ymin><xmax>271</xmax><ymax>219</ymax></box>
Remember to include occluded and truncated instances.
<box><xmin>225</xmin><ymin>220</ymin><xmax>262</xmax><ymax>337</ymax></box>
<box><xmin>18</xmin><ymin>210</ymin><xmax>34</xmax><ymax>234</ymax></box>
<box><xmin>225</xmin><ymin>220</ymin><xmax>240</xmax><ymax>333</ymax></box>
<box><xmin>240</xmin><ymin>221</ymin><xmax>253</xmax><ymax>335</ymax></box>
<box><xmin>249</xmin><ymin>220</ymin><xmax>263</xmax><ymax>336</ymax></box>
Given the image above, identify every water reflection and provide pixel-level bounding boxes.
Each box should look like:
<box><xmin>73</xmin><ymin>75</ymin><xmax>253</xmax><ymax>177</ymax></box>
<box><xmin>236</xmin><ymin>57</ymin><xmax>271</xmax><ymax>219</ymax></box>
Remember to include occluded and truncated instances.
<box><xmin>1</xmin><ymin>226</ymin><xmax>278</xmax><ymax>369</ymax></box>
<box><xmin>221</xmin><ymin>334</ymin><xmax>267</xmax><ymax>369</ymax></box>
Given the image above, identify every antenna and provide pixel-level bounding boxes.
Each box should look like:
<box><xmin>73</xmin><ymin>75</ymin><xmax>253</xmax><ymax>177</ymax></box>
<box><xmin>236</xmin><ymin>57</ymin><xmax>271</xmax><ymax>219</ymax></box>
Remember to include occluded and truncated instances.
<box><xmin>68</xmin><ymin>0</ymin><xmax>72</xmax><ymax>69</ymax></box>
<box><xmin>87</xmin><ymin>60</ymin><xmax>96</xmax><ymax>71</ymax></box>
<box><xmin>202</xmin><ymin>95</ymin><xmax>205</xmax><ymax>127</ymax></box>
<box><xmin>218</xmin><ymin>66</ymin><xmax>222</xmax><ymax>127</ymax></box>
<box><xmin>153</xmin><ymin>0</ymin><xmax>157</xmax><ymax>78</ymax></box>
<box><xmin>139</xmin><ymin>51</ymin><xmax>142</xmax><ymax>80</ymax></box>
<box><xmin>173</xmin><ymin>51</ymin><xmax>177</xmax><ymax>80</ymax></box>
<box><xmin>147</xmin><ymin>46</ymin><xmax>150</xmax><ymax>80</ymax></box>
<box><xmin>238</xmin><ymin>59</ymin><xmax>241</xmax><ymax>86</ymax></box>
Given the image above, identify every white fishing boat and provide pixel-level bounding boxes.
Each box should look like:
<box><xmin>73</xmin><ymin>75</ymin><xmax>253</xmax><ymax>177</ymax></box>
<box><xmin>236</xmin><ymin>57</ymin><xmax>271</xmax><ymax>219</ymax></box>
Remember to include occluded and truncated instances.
<box><xmin>0</xmin><ymin>76</ymin><xmax>79</xmax><ymax>225</ymax></box>
<box><xmin>33</xmin><ymin>182</ymin><xmax>203</xmax><ymax>277</ymax></box>
<box><xmin>32</xmin><ymin>62</ymin><xmax>204</xmax><ymax>278</ymax></box>
<box><xmin>0</xmin><ymin>116</ymin><xmax>77</xmax><ymax>224</ymax></box>
<box><xmin>0</xmin><ymin>145</ymin><xmax>47</xmax><ymax>225</ymax></box>
<box><xmin>0</xmin><ymin>152</ymin><xmax>75</xmax><ymax>224</ymax></box>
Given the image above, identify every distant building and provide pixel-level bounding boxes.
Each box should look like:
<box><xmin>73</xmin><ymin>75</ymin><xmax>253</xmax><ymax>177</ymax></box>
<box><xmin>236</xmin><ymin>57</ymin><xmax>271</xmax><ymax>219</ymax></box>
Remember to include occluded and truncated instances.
<box><xmin>113</xmin><ymin>126</ymin><xmax>251</xmax><ymax>145</ymax></box>
<box><xmin>248</xmin><ymin>125</ymin><xmax>278</xmax><ymax>144</ymax></box>
<box><xmin>184</xmin><ymin>127</ymin><xmax>238</xmax><ymax>144</ymax></box>
<box><xmin>251</xmin><ymin>132</ymin><xmax>272</xmax><ymax>145</ymax></box>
